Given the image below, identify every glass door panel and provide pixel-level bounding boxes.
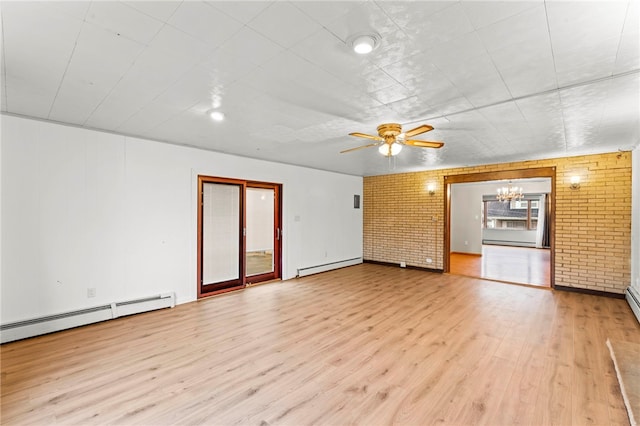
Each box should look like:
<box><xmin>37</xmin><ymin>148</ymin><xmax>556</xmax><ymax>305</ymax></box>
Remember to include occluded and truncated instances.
<box><xmin>200</xmin><ymin>181</ymin><xmax>244</xmax><ymax>294</ymax></box>
<box><xmin>246</xmin><ymin>187</ymin><xmax>275</xmax><ymax>277</ymax></box>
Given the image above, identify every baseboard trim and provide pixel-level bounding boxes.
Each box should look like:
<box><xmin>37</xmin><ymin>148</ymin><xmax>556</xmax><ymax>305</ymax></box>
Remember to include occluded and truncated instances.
<box><xmin>554</xmin><ymin>285</ymin><xmax>625</xmax><ymax>299</ymax></box>
<box><xmin>450</xmin><ymin>252</ymin><xmax>482</xmax><ymax>256</ymax></box>
<box><xmin>364</xmin><ymin>259</ymin><xmax>443</xmax><ymax>273</ymax></box>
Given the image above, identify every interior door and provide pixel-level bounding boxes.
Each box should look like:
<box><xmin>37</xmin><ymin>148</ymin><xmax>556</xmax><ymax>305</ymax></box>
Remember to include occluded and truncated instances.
<box><xmin>198</xmin><ymin>178</ymin><xmax>245</xmax><ymax>296</ymax></box>
<box><xmin>245</xmin><ymin>183</ymin><xmax>281</xmax><ymax>284</ymax></box>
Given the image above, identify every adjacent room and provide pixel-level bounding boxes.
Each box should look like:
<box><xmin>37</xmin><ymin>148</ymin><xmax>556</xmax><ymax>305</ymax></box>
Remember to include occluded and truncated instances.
<box><xmin>2</xmin><ymin>1</ymin><xmax>639</xmax><ymax>425</ymax></box>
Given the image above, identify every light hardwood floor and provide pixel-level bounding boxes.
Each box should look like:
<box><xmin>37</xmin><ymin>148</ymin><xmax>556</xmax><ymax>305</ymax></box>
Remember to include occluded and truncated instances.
<box><xmin>2</xmin><ymin>264</ymin><xmax>639</xmax><ymax>425</ymax></box>
<box><xmin>450</xmin><ymin>245</ymin><xmax>551</xmax><ymax>287</ymax></box>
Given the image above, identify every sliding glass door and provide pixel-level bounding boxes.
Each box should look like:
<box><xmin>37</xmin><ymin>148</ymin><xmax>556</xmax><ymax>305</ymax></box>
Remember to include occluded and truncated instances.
<box><xmin>198</xmin><ymin>176</ymin><xmax>281</xmax><ymax>298</ymax></box>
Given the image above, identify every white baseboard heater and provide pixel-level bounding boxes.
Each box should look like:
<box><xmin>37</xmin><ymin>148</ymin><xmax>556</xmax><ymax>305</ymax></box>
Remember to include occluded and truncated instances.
<box><xmin>297</xmin><ymin>257</ymin><xmax>362</xmax><ymax>277</ymax></box>
<box><xmin>626</xmin><ymin>287</ymin><xmax>640</xmax><ymax>325</ymax></box>
<box><xmin>0</xmin><ymin>293</ymin><xmax>175</xmax><ymax>344</ymax></box>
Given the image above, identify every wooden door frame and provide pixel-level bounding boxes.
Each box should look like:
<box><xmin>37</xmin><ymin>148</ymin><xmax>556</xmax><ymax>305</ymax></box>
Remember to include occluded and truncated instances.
<box><xmin>197</xmin><ymin>176</ymin><xmax>247</xmax><ymax>298</ymax></box>
<box><xmin>245</xmin><ymin>181</ymin><xmax>282</xmax><ymax>285</ymax></box>
<box><xmin>443</xmin><ymin>167</ymin><xmax>556</xmax><ymax>287</ymax></box>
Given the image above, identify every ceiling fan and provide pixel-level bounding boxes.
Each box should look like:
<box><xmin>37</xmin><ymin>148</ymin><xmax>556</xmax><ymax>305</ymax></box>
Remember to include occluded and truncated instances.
<box><xmin>341</xmin><ymin>123</ymin><xmax>444</xmax><ymax>157</ymax></box>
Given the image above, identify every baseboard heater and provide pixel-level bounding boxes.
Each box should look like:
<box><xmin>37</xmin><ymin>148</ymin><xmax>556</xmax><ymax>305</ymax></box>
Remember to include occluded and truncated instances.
<box><xmin>0</xmin><ymin>293</ymin><xmax>175</xmax><ymax>344</ymax></box>
<box><xmin>626</xmin><ymin>287</ymin><xmax>640</xmax><ymax>325</ymax></box>
<box><xmin>297</xmin><ymin>257</ymin><xmax>362</xmax><ymax>277</ymax></box>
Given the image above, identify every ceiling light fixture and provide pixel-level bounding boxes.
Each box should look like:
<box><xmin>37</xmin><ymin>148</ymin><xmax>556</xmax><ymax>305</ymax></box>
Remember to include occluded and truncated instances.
<box><xmin>347</xmin><ymin>32</ymin><xmax>381</xmax><ymax>55</ymax></box>
<box><xmin>496</xmin><ymin>182</ymin><xmax>523</xmax><ymax>203</ymax></box>
<box><xmin>209</xmin><ymin>110</ymin><xmax>225</xmax><ymax>121</ymax></box>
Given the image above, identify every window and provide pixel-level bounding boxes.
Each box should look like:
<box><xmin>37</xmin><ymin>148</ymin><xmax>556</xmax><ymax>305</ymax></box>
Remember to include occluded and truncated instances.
<box><xmin>483</xmin><ymin>198</ymin><xmax>539</xmax><ymax>230</ymax></box>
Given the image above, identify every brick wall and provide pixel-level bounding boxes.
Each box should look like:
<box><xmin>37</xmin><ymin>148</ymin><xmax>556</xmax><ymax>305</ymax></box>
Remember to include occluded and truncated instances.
<box><xmin>363</xmin><ymin>152</ymin><xmax>632</xmax><ymax>294</ymax></box>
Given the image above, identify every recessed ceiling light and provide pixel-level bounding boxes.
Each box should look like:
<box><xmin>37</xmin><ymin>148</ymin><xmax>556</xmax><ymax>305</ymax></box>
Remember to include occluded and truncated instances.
<box><xmin>209</xmin><ymin>111</ymin><xmax>225</xmax><ymax>121</ymax></box>
<box><xmin>347</xmin><ymin>32</ymin><xmax>381</xmax><ymax>55</ymax></box>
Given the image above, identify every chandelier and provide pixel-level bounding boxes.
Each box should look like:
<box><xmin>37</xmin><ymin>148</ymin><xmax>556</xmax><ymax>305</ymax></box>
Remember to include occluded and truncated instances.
<box><xmin>496</xmin><ymin>182</ymin><xmax>523</xmax><ymax>202</ymax></box>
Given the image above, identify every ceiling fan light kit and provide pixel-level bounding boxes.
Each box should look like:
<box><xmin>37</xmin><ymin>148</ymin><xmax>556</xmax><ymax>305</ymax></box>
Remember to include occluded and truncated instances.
<box><xmin>347</xmin><ymin>32</ymin><xmax>381</xmax><ymax>55</ymax></box>
<box><xmin>342</xmin><ymin>122</ymin><xmax>444</xmax><ymax>157</ymax></box>
<box><xmin>378</xmin><ymin>142</ymin><xmax>402</xmax><ymax>157</ymax></box>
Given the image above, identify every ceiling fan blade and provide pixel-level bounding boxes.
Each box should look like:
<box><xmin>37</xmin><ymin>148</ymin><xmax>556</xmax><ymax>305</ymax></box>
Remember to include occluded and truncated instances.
<box><xmin>349</xmin><ymin>132</ymin><xmax>384</xmax><ymax>141</ymax></box>
<box><xmin>404</xmin><ymin>139</ymin><xmax>444</xmax><ymax>149</ymax></box>
<box><xmin>340</xmin><ymin>142</ymin><xmax>381</xmax><ymax>154</ymax></box>
<box><xmin>404</xmin><ymin>124</ymin><xmax>434</xmax><ymax>137</ymax></box>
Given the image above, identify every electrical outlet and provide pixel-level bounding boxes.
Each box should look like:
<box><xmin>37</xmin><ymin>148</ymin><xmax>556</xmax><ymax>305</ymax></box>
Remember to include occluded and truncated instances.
<box><xmin>426</xmin><ymin>258</ymin><xmax>433</xmax><ymax>264</ymax></box>
<box><xmin>400</xmin><ymin>261</ymin><xmax>406</xmax><ymax>268</ymax></box>
<box><xmin>87</xmin><ymin>288</ymin><xmax>96</xmax><ymax>298</ymax></box>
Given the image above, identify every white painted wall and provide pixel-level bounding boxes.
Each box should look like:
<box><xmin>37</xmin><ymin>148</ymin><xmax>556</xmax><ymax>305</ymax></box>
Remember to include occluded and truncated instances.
<box><xmin>1</xmin><ymin>115</ymin><xmax>363</xmax><ymax>323</ymax></box>
<box><xmin>450</xmin><ymin>184</ymin><xmax>483</xmax><ymax>254</ymax></box>
<box><xmin>450</xmin><ymin>179</ymin><xmax>552</xmax><ymax>254</ymax></box>
<box><xmin>632</xmin><ymin>148</ymin><xmax>640</xmax><ymax>295</ymax></box>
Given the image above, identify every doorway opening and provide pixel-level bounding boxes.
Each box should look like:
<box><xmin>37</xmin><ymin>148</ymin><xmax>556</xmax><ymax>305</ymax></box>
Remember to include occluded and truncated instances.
<box><xmin>444</xmin><ymin>167</ymin><xmax>555</xmax><ymax>288</ymax></box>
<box><xmin>197</xmin><ymin>176</ymin><xmax>281</xmax><ymax>298</ymax></box>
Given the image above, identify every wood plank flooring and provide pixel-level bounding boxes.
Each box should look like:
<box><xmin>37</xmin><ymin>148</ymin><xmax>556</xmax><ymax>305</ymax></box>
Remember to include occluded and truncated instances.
<box><xmin>2</xmin><ymin>263</ymin><xmax>639</xmax><ymax>425</ymax></box>
<box><xmin>450</xmin><ymin>244</ymin><xmax>551</xmax><ymax>287</ymax></box>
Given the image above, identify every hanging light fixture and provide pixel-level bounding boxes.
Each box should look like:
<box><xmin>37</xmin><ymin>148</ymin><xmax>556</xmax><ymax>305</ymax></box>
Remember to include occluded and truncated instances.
<box><xmin>496</xmin><ymin>182</ymin><xmax>523</xmax><ymax>202</ymax></box>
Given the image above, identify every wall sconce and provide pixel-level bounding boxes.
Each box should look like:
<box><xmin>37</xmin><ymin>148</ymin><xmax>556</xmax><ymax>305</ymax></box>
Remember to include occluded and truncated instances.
<box><xmin>427</xmin><ymin>183</ymin><xmax>436</xmax><ymax>195</ymax></box>
<box><xmin>570</xmin><ymin>176</ymin><xmax>581</xmax><ymax>190</ymax></box>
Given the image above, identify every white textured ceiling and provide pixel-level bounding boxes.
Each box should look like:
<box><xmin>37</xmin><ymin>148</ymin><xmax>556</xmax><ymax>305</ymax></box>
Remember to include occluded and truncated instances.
<box><xmin>1</xmin><ymin>1</ymin><xmax>638</xmax><ymax>176</ymax></box>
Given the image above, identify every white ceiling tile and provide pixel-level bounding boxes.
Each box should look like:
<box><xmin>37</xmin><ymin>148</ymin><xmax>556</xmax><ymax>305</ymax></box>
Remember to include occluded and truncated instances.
<box><xmin>257</xmin><ymin>51</ymin><xmax>317</xmax><ymax>83</ymax></box>
<box><xmin>547</xmin><ymin>1</ymin><xmax>629</xmax><ymax>86</ymax></box>
<box><xmin>426</xmin><ymin>31</ymin><xmax>487</xmax><ymax>71</ymax></box>
<box><xmin>1</xmin><ymin>1</ymin><xmax>84</xmax><ymax>116</ymax></box>
<box><xmin>117</xmin><ymin>102</ymin><xmax>182</xmax><ymax>134</ymax></box>
<box><xmin>490</xmin><ymin>44</ymin><xmax>557</xmax><ymax>97</ymax></box>
<box><xmin>476</xmin><ymin>5</ymin><xmax>548</xmax><ymax>53</ymax></box>
<box><xmin>546</xmin><ymin>1</ymin><xmax>628</xmax><ymax>49</ymax></box>
<box><xmin>433</xmin><ymin>96</ymin><xmax>475</xmax><ymax>117</ymax></box>
<box><xmin>370</xmin><ymin>83</ymin><xmax>413</xmax><ymax>105</ymax></box>
<box><xmin>206</xmin><ymin>1</ymin><xmax>274</xmax><ymax>24</ymax></box>
<box><xmin>290</xmin><ymin>28</ymin><xmax>366</xmax><ymax>75</ymax></box>
<box><xmin>152</xmin><ymin>66</ymin><xmax>216</xmax><ymax>111</ymax></box>
<box><xmin>248</xmin><ymin>2</ymin><xmax>322</xmax><ymax>48</ymax></box>
<box><xmin>112</xmin><ymin>46</ymin><xmax>201</xmax><ymax>100</ymax></box>
<box><xmin>122</xmin><ymin>1</ymin><xmax>181</xmax><ymax>22</ymax></box>
<box><xmin>3</xmin><ymin>81</ymin><xmax>56</xmax><ymax>118</ymax></box>
<box><xmin>63</xmin><ymin>24</ymin><xmax>145</xmax><ymax>91</ymax></box>
<box><xmin>86</xmin><ymin>1</ymin><xmax>164</xmax><ymax>44</ymax></box>
<box><xmin>599</xmin><ymin>74</ymin><xmax>640</xmax><ymax>126</ymax></box>
<box><xmin>83</xmin><ymin>91</ymin><xmax>147</xmax><ymax>131</ymax></box>
<box><xmin>215</xmin><ymin>26</ymin><xmax>285</xmax><ymax>67</ymax></box>
<box><xmin>614</xmin><ymin>0</ymin><xmax>640</xmax><ymax>74</ymax></box>
<box><xmin>382</xmin><ymin>53</ymin><xmax>439</xmax><ymax>84</ymax></box>
<box><xmin>399</xmin><ymin>3</ymin><xmax>476</xmax><ymax>48</ymax></box>
<box><xmin>340</xmin><ymin>67</ymin><xmax>399</xmax><ymax>93</ymax></box>
<box><xmin>553</xmin><ymin>40</ymin><xmax>620</xmax><ymax>86</ymax></box>
<box><xmin>366</xmin><ymin>28</ymin><xmax>422</xmax><ymax>69</ymax></box>
<box><xmin>441</xmin><ymin>54</ymin><xmax>512</xmax><ymax>106</ymax></box>
<box><xmin>47</xmin><ymin>1</ymin><xmax>91</xmax><ymax>20</ymax></box>
<box><xmin>148</xmin><ymin>25</ymin><xmax>211</xmax><ymax>59</ymax></box>
<box><xmin>320</xmin><ymin>1</ymin><xmax>397</xmax><ymax>42</ymax></box>
<box><xmin>49</xmin><ymin>83</ymin><xmax>110</xmax><ymax>125</ymax></box>
<box><xmin>168</xmin><ymin>1</ymin><xmax>243</xmax><ymax>48</ymax></box>
<box><xmin>516</xmin><ymin>92</ymin><xmax>564</xmax><ymax>126</ymax></box>
<box><xmin>292</xmin><ymin>1</ymin><xmax>365</xmax><ymax>28</ymax></box>
<box><xmin>461</xmin><ymin>1</ymin><xmax>541</xmax><ymax>30</ymax></box>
